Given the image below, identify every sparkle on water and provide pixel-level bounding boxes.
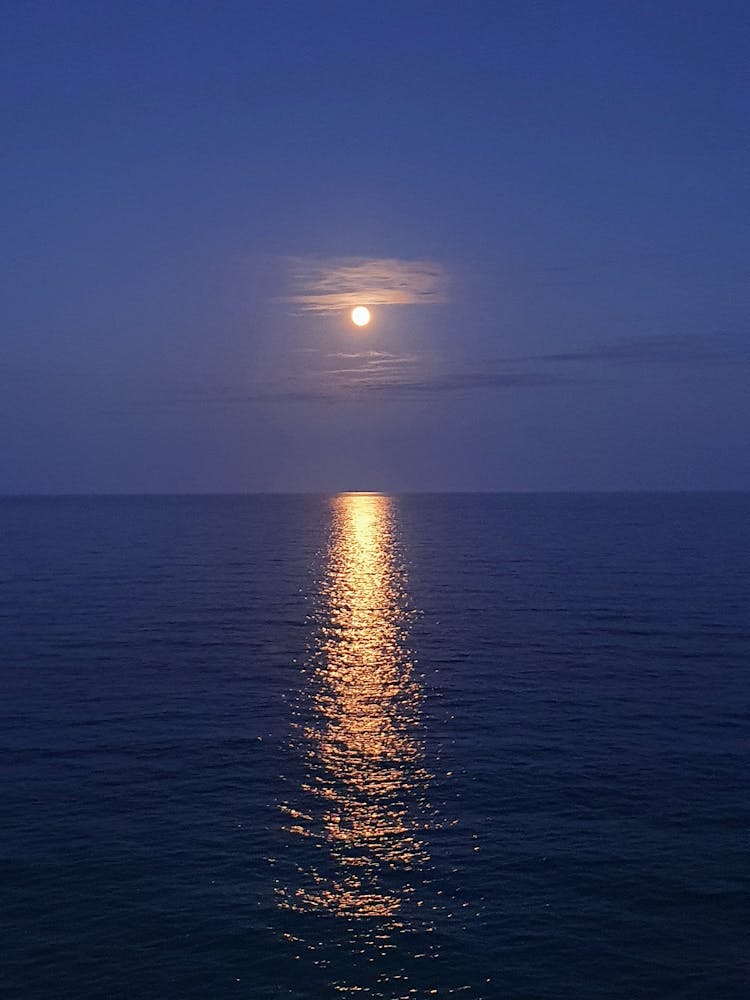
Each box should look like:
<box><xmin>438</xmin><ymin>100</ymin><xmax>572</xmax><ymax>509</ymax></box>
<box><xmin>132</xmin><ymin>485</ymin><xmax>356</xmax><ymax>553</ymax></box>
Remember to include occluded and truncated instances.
<box><xmin>277</xmin><ymin>492</ymin><xmax>445</xmax><ymax>996</ymax></box>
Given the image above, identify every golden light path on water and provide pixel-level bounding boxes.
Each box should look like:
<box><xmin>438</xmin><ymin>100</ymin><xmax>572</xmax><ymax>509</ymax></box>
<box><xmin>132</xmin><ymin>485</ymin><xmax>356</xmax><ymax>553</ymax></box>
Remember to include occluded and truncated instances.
<box><xmin>278</xmin><ymin>494</ymin><xmax>444</xmax><ymax>976</ymax></box>
<box><xmin>272</xmin><ymin>494</ymin><xmax>482</xmax><ymax>998</ymax></box>
<box><xmin>278</xmin><ymin>493</ymin><xmax>432</xmax><ymax>925</ymax></box>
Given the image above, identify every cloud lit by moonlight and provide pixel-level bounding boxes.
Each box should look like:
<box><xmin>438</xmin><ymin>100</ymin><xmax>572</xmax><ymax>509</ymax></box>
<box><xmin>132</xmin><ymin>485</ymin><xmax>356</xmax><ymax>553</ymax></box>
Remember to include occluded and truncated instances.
<box><xmin>283</xmin><ymin>256</ymin><xmax>449</xmax><ymax>314</ymax></box>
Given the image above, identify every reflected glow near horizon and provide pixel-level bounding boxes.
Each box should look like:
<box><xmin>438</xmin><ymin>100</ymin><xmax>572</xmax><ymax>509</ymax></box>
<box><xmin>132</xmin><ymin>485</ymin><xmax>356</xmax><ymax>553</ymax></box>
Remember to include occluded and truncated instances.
<box><xmin>279</xmin><ymin>492</ymin><xmax>432</xmax><ymax>920</ymax></box>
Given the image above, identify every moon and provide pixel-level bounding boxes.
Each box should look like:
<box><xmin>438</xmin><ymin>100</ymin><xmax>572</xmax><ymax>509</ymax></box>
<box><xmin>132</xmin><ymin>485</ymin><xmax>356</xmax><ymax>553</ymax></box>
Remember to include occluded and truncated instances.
<box><xmin>351</xmin><ymin>306</ymin><xmax>371</xmax><ymax>327</ymax></box>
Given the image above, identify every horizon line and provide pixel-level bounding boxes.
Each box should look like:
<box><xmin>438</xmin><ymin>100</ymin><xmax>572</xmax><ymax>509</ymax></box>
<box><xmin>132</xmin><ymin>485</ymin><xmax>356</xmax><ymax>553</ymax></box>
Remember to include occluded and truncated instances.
<box><xmin>2</xmin><ymin>489</ymin><xmax>749</xmax><ymax>499</ymax></box>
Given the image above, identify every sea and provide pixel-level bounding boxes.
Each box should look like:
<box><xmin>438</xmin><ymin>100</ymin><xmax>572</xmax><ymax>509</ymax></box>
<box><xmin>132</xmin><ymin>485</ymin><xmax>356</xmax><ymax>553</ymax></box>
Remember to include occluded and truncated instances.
<box><xmin>1</xmin><ymin>493</ymin><xmax>748</xmax><ymax>999</ymax></box>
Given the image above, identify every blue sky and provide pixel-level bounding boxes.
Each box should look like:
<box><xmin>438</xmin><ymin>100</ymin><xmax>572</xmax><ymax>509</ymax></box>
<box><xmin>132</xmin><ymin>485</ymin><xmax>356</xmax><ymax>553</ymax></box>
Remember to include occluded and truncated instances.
<box><xmin>2</xmin><ymin>1</ymin><xmax>748</xmax><ymax>491</ymax></box>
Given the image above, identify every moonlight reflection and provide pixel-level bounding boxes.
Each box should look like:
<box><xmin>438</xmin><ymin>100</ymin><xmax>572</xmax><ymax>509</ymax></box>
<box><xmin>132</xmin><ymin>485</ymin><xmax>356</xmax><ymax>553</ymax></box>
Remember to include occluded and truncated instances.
<box><xmin>278</xmin><ymin>492</ymin><xmax>432</xmax><ymax>920</ymax></box>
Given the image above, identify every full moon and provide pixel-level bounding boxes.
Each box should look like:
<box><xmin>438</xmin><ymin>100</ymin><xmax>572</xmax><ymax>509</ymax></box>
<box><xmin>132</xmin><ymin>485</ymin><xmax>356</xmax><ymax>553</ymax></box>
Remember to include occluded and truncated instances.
<box><xmin>351</xmin><ymin>306</ymin><xmax>371</xmax><ymax>327</ymax></box>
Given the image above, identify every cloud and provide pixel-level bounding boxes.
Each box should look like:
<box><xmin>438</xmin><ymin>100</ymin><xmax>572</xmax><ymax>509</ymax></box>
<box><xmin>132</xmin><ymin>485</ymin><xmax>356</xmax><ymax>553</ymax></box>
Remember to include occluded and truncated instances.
<box><xmin>358</xmin><ymin>369</ymin><xmax>564</xmax><ymax>395</ymax></box>
<box><xmin>83</xmin><ymin>331</ymin><xmax>747</xmax><ymax>414</ymax></box>
<box><xmin>282</xmin><ymin>255</ymin><xmax>449</xmax><ymax>314</ymax></box>
<box><xmin>523</xmin><ymin>332</ymin><xmax>750</xmax><ymax>366</ymax></box>
<box><xmin>224</xmin><ymin>331</ymin><xmax>748</xmax><ymax>406</ymax></box>
<box><xmin>222</xmin><ymin>354</ymin><xmax>567</xmax><ymax>405</ymax></box>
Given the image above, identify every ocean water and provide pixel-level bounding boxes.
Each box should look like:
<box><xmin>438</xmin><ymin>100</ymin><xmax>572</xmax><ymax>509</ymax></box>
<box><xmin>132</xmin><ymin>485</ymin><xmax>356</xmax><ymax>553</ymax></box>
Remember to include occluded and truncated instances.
<box><xmin>1</xmin><ymin>493</ymin><xmax>748</xmax><ymax>1000</ymax></box>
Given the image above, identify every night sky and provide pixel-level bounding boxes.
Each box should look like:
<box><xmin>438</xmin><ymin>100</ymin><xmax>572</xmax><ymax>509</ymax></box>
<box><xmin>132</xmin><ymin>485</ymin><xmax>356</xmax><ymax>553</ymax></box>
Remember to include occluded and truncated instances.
<box><xmin>2</xmin><ymin>1</ymin><xmax>748</xmax><ymax>493</ymax></box>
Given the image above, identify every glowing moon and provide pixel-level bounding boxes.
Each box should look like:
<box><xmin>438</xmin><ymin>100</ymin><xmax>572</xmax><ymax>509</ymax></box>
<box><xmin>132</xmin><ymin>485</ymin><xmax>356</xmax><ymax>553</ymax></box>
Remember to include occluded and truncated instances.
<box><xmin>351</xmin><ymin>306</ymin><xmax>371</xmax><ymax>327</ymax></box>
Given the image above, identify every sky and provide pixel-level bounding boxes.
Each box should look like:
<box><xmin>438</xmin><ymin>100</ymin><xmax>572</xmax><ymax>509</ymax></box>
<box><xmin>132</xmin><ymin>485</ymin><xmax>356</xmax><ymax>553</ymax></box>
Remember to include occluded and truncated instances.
<box><xmin>1</xmin><ymin>0</ymin><xmax>748</xmax><ymax>493</ymax></box>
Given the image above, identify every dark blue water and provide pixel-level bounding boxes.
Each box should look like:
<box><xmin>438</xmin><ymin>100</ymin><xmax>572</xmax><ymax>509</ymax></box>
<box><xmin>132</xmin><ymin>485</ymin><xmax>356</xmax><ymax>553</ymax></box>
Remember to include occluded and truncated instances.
<box><xmin>2</xmin><ymin>494</ymin><xmax>748</xmax><ymax>999</ymax></box>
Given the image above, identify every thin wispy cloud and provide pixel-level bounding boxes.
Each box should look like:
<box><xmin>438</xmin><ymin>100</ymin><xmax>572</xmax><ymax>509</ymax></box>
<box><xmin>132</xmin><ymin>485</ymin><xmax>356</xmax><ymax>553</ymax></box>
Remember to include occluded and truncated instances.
<box><xmin>218</xmin><ymin>368</ymin><xmax>566</xmax><ymax>405</ymax></box>
<box><xmin>527</xmin><ymin>332</ymin><xmax>749</xmax><ymax>366</ymax></box>
<box><xmin>217</xmin><ymin>349</ymin><xmax>567</xmax><ymax>404</ymax></box>
<box><xmin>221</xmin><ymin>332</ymin><xmax>747</xmax><ymax>405</ymax></box>
<box><xmin>65</xmin><ymin>331</ymin><xmax>746</xmax><ymax>414</ymax></box>
<box><xmin>283</xmin><ymin>256</ymin><xmax>449</xmax><ymax>314</ymax></box>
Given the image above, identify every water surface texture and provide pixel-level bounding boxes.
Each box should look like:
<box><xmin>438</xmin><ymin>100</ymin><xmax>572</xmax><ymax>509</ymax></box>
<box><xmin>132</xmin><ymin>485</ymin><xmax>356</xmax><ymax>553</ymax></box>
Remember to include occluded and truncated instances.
<box><xmin>2</xmin><ymin>494</ymin><xmax>748</xmax><ymax>998</ymax></box>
